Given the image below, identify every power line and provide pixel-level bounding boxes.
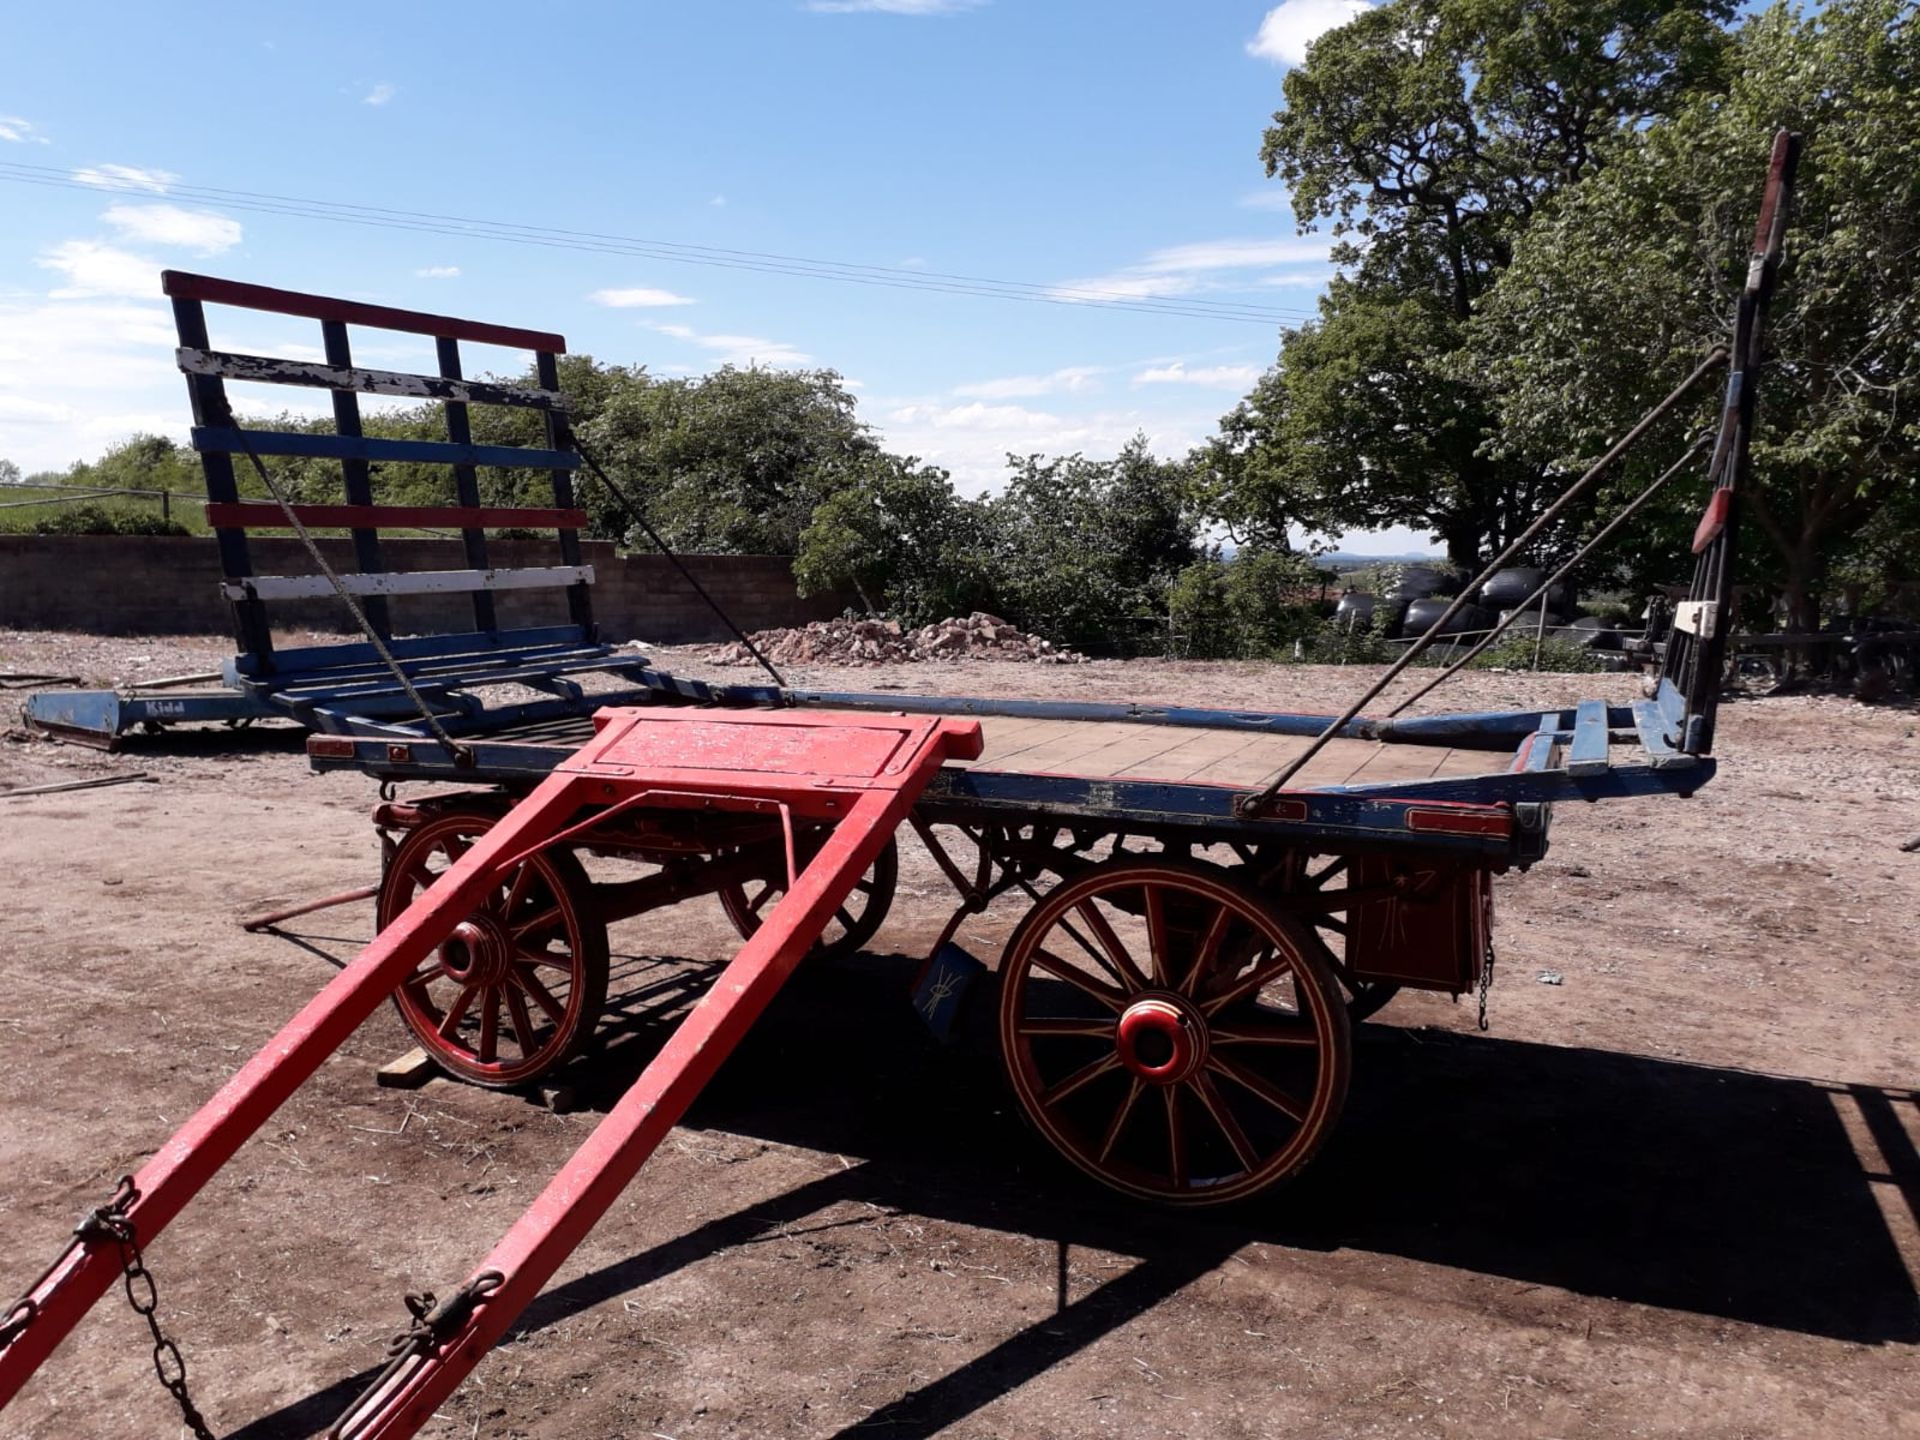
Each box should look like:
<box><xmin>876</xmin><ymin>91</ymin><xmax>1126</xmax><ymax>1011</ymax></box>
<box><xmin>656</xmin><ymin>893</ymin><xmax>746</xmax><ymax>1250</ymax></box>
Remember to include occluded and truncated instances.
<box><xmin>0</xmin><ymin>160</ymin><xmax>1322</xmax><ymax>328</ymax></box>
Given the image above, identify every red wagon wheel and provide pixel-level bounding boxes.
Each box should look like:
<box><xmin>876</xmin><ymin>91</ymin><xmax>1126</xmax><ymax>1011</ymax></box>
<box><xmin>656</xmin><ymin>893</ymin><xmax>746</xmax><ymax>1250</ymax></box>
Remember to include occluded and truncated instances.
<box><xmin>718</xmin><ymin>833</ymin><xmax>898</xmax><ymax>962</ymax></box>
<box><xmin>378</xmin><ymin>808</ymin><xmax>609</xmax><ymax>1088</ymax></box>
<box><xmin>998</xmin><ymin>859</ymin><xmax>1350</xmax><ymax>1205</ymax></box>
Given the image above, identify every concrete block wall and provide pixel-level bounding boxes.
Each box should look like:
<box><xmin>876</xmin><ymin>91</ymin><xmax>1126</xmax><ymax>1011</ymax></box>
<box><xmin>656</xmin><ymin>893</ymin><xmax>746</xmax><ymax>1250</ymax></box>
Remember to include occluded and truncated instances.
<box><xmin>0</xmin><ymin>535</ymin><xmax>849</xmax><ymax>642</ymax></box>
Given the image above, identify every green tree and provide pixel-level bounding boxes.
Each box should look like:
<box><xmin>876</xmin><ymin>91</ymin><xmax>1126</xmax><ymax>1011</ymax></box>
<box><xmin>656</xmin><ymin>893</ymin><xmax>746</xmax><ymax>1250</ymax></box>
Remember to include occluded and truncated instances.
<box><xmin>988</xmin><ymin>437</ymin><xmax>1199</xmax><ymax>652</ymax></box>
<box><xmin>1228</xmin><ymin>0</ymin><xmax>1733</xmax><ymax>566</ymax></box>
<box><xmin>0</xmin><ymin>459</ymin><xmax>19</xmax><ymax>487</ymax></box>
<box><xmin>793</xmin><ymin>454</ymin><xmax>997</xmax><ymax>624</ymax></box>
<box><xmin>1201</xmin><ymin>288</ymin><xmax>1549</xmax><ymax>564</ymax></box>
<box><xmin>580</xmin><ymin>365</ymin><xmax>878</xmax><ymax>554</ymax></box>
<box><xmin>1170</xmin><ymin>547</ymin><xmax>1329</xmax><ymax>659</ymax></box>
<box><xmin>1466</xmin><ymin>0</ymin><xmax>1920</xmax><ymax>630</ymax></box>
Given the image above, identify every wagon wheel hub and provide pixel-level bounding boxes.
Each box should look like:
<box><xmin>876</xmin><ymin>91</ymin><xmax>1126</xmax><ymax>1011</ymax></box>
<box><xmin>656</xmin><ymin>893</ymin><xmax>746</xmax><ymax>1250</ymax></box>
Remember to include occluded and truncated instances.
<box><xmin>1116</xmin><ymin>996</ymin><xmax>1206</xmax><ymax>1084</ymax></box>
<box><xmin>438</xmin><ymin>918</ymin><xmax>510</xmax><ymax>989</ymax></box>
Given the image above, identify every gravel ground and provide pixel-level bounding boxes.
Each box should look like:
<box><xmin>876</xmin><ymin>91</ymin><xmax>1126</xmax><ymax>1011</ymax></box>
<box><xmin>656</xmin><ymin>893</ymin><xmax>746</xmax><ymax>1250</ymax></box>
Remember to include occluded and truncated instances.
<box><xmin>0</xmin><ymin>628</ymin><xmax>1915</xmax><ymax>1440</ymax></box>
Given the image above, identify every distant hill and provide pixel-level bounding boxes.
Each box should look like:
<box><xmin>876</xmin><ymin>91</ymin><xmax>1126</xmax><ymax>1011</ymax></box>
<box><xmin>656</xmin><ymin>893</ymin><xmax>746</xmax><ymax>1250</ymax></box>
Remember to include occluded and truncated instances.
<box><xmin>1316</xmin><ymin>550</ymin><xmax>1444</xmax><ymax>571</ymax></box>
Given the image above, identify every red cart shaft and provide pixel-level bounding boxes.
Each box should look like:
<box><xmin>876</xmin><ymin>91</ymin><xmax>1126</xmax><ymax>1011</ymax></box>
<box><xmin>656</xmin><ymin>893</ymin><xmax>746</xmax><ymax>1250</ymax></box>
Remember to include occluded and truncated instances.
<box><xmin>0</xmin><ymin>707</ymin><xmax>980</xmax><ymax>1438</ymax></box>
<box><xmin>0</xmin><ymin>770</ymin><xmax>584</xmax><ymax>1406</ymax></box>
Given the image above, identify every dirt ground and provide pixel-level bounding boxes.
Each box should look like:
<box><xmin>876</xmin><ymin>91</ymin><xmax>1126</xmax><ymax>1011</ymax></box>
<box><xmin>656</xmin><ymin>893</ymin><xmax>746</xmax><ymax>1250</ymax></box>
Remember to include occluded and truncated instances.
<box><xmin>0</xmin><ymin>627</ymin><xmax>1915</xmax><ymax>1440</ymax></box>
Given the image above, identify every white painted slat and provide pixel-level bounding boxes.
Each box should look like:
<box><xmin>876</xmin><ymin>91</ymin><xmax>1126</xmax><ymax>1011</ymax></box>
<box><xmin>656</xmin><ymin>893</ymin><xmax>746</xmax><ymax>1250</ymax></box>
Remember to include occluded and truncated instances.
<box><xmin>220</xmin><ymin>565</ymin><xmax>595</xmax><ymax>602</ymax></box>
<box><xmin>177</xmin><ymin>347</ymin><xmax>569</xmax><ymax>411</ymax></box>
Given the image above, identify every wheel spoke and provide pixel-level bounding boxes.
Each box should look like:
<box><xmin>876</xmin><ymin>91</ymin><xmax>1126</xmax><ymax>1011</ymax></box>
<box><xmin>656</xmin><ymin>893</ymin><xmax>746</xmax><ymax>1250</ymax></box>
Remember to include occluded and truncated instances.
<box><xmin>834</xmin><ymin>904</ymin><xmax>857</xmax><ymax>933</ymax></box>
<box><xmin>517</xmin><ymin>945</ymin><xmax>575</xmax><ymax>970</ymax></box>
<box><xmin>503</xmin><ymin>983</ymin><xmax>539</xmax><ymax>1058</ymax></box>
<box><xmin>478</xmin><ymin>987</ymin><xmax>500</xmax><ymax>1063</ymax></box>
<box><xmin>1074</xmin><ymin>900</ymin><xmax>1149</xmax><ymax>992</ymax></box>
<box><xmin>511</xmin><ymin>904</ymin><xmax>563</xmax><ymax>941</ymax></box>
<box><xmin>1202</xmin><ymin>950</ymin><xmax>1295</xmax><ymax>1017</ymax></box>
<box><xmin>1164</xmin><ymin>1085</ymin><xmax>1187</xmax><ymax>1189</ymax></box>
<box><xmin>404</xmin><ymin>862</ymin><xmax>438</xmax><ymax>895</ymax></box>
<box><xmin>1210</xmin><ymin>1017</ymin><xmax>1318</xmax><ymax>1047</ymax></box>
<box><xmin>748</xmin><ymin>883</ymin><xmax>779</xmax><ymax>916</ymax></box>
<box><xmin>1030</xmin><ymin>948</ymin><xmax>1127</xmax><ymax>1012</ymax></box>
<box><xmin>1177</xmin><ymin>902</ymin><xmax>1233</xmax><ymax>997</ymax></box>
<box><xmin>1042</xmin><ymin>1051</ymin><xmax>1121</xmax><ymax>1108</ymax></box>
<box><xmin>1143</xmin><ymin>885</ymin><xmax>1170</xmax><ymax>987</ymax></box>
<box><xmin>502</xmin><ymin>862</ymin><xmax>537</xmax><ymax>918</ymax></box>
<box><xmin>1098</xmin><ymin>1077</ymin><xmax>1145</xmax><ymax>1163</ymax></box>
<box><xmin>513</xmin><ymin>966</ymin><xmax>567</xmax><ymax>1026</ymax></box>
<box><xmin>1190</xmin><ymin>1071</ymin><xmax>1260</xmax><ymax>1172</ymax></box>
<box><xmin>1017</xmin><ymin>1016</ymin><xmax>1118</xmax><ymax>1039</ymax></box>
<box><xmin>437</xmin><ymin>984</ymin><xmax>479</xmax><ymax>1039</ymax></box>
<box><xmin>1208</xmin><ymin>1054</ymin><xmax>1308</xmax><ymax>1123</ymax></box>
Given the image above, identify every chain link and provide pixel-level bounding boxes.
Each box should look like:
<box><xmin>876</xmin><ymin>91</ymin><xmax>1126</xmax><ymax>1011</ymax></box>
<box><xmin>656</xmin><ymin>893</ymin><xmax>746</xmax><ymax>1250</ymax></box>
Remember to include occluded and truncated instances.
<box><xmin>1477</xmin><ymin>937</ymin><xmax>1497</xmax><ymax>1032</ymax></box>
<box><xmin>75</xmin><ymin>1176</ymin><xmax>217</xmax><ymax>1440</ymax></box>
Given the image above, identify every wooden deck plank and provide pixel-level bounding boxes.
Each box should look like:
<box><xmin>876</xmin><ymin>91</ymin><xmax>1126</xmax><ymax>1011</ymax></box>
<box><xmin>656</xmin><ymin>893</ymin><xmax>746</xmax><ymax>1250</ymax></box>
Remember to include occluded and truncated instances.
<box><xmin>964</xmin><ymin>717</ymin><xmax>1067</xmax><ymax>766</ymax></box>
<box><xmin>989</xmin><ymin>722</ymin><xmax>1168</xmax><ymax>776</ymax></box>
<box><xmin>956</xmin><ymin>715</ymin><xmax>1511</xmax><ymax>793</ymax></box>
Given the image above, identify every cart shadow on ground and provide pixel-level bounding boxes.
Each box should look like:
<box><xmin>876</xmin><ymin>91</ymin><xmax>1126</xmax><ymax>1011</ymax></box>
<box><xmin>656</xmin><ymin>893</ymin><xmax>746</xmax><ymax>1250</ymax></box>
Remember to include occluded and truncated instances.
<box><xmin>229</xmin><ymin>944</ymin><xmax>1918</xmax><ymax>1440</ymax></box>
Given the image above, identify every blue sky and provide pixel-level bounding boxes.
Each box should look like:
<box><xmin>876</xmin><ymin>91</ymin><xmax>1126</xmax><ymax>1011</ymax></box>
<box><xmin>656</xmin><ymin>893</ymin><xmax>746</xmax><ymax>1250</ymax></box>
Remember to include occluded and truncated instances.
<box><xmin>0</xmin><ymin>0</ymin><xmax>1432</xmax><ymax>551</ymax></box>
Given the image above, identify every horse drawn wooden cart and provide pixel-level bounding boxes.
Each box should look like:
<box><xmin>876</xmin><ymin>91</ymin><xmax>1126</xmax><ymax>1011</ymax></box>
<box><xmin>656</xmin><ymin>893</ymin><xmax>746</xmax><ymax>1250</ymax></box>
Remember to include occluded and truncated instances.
<box><xmin>0</xmin><ymin>133</ymin><xmax>1798</xmax><ymax>1440</ymax></box>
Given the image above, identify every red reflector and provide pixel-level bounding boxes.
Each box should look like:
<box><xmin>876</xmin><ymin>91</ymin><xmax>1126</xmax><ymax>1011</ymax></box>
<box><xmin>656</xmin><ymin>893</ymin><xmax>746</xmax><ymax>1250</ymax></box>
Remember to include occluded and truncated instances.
<box><xmin>386</xmin><ymin>743</ymin><xmax>414</xmax><ymax>763</ymax></box>
<box><xmin>1266</xmin><ymin>798</ymin><xmax>1309</xmax><ymax>821</ymax></box>
<box><xmin>307</xmin><ymin>737</ymin><xmax>356</xmax><ymax>759</ymax></box>
<box><xmin>1691</xmin><ymin>488</ymin><xmax>1732</xmax><ymax>553</ymax></box>
<box><xmin>1405</xmin><ymin>805</ymin><xmax>1510</xmax><ymax>837</ymax></box>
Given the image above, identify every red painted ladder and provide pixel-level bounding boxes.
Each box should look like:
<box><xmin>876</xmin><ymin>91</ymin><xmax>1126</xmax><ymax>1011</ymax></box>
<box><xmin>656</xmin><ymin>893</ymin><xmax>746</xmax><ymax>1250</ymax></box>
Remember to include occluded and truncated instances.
<box><xmin>0</xmin><ymin>706</ymin><xmax>981</xmax><ymax>1438</ymax></box>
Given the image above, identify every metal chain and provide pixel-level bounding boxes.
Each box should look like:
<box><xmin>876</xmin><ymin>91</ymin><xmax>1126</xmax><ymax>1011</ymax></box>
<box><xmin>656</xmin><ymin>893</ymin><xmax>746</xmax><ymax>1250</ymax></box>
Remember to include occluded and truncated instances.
<box><xmin>1477</xmin><ymin>938</ymin><xmax>1497</xmax><ymax>1032</ymax></box>
<box><xmin>74</xmin><ymin>1177</ymin><xmax>218</xmax><ymax>1440</ymax></box>
<box><xmin>221</xmin><ymin>421</ymin><xmax>473</xmax><ymax>768</ymax></box>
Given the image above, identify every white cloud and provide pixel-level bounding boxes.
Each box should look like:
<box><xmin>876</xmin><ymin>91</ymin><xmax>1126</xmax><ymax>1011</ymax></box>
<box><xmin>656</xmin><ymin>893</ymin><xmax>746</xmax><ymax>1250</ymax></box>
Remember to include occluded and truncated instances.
<box><xmin>1133</xmin><ymin>362</ymin><xmax>1262</xmax><ymax>389</ymax></box>
<box><xmin>1247</xmin><ymin>0</ymin><xmax>1370</xmax><ymax>68</ymax></box>
<box><xmin>1051</xmin><ymin>235</ymin><xmax>1332</xmax><ymax>305</ymax></box>
<box><xmin>1256</xmin><ymin>269</ymin><xmax>1336</xmax><ymax>288</ymax></box>
<box><xmin>644</xmin><ymin>321</ymin><xmax>811</xmax><ymax>368</ymax></box>
<box><xmin>0</xmin><ymin>296</ymin><xmax>185</xmax><ymax>469</ymax></box>
<box><xmin>1238</xmin><ymin>188</ymin><xmax>1295</xmax><ymax>212</ymax></box>
<box><xmin>102</xmin><ymin>203</ymin><xmax>242</xmax><ymax>255</ymax></box>
<box><xmin>709</xmin><ymin>194</ymin><xmax>727</xmax><ymax>208</ymax></box>
<box><xmin>953</xmin><ymin>366</ymin><xmax>1101</xmax><ymax>400</ymax></box>
<box><xmin>1138</xmin><ymin>238</ymin><xmax>1330</xmax><ymax>272</ymax></box>
<box><xmin>806</xmin><ymin>0</ymin><xmax>984</xmax><ymax>12</ymax></box>
<box><xmin>0</xmin><ymin>115</ymin><xmax>50</xmax><ymax>145</ymax></box>
<box><xmin>36</xmin><ymin>241</ymin><xmax>164</xmax><ymax>300</ymax></box>
<box><xmin>73</xmin><ymin>164</ymin><xmax>178</xmax><ymax>194</ymax></box>
<box><xmin>415</xmin><ymin>265</ymin><xmax>461</xmax><ymax>279</ymax></box>
<box><xmin>873</xmin><ymin>399</ymin><xmax>1205</xmax><ymax>495</ymax></box>
<box><xmin>591</xmin><ymin>286</ymin><xmax>696</xmax><ymax>308</ymax></box>
<box><xmin>363</xmin><ymin>82</ymin><xmax>397</xmax><ymax>106</ymax></box>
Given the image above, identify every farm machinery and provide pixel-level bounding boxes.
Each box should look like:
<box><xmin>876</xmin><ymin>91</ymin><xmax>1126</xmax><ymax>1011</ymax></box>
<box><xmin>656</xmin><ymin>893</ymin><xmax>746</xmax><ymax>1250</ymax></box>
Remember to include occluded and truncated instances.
<box><xmin>0</xmin><ymin>135</ymin><xmax>1799</xmax><ymax>1439</ymax></box>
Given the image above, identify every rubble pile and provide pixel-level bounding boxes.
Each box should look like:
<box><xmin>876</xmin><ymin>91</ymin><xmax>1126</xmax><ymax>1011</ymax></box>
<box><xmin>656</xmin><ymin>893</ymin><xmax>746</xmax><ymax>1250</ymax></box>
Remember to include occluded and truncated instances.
<box><xmin>707</xmin><ymin>612</ymin><xmax>1086</xmax><ymax>667</ymax></box>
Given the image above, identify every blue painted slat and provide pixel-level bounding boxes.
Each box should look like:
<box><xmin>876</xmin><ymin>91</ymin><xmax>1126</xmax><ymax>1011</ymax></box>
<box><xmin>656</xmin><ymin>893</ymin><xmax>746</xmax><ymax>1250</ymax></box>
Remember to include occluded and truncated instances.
<box><xmin>280</xmin><ymin>652</ymin><xmax>654</xmax><ymax>704</ymax></box>
<box><xmin>1655</xmin><ymin>676</ymin><xmax>1687</xmax><ymax>727</ymax></box>
<box><xmin>191</xmin><ymin>427</ymin><xmax>578</xmax><ymax>471</ymax></box>
<box><xmin>234</xmin><ymin>625</ymin><xmax>594</xmax><ymax>679</ymax></box>
<box><xmin>1514</xmin><ymin>718</ymin><xmax>1562</xmax><ymax>775</ymax></box>
<box><xmin>1567</xmin><ymin>700</ymin><xmax>1611</xmax><ymax>774</ymax></box>
<box><xmin>791</xmin><ymin>688</ymin><xmax>1544</xmax><ymax>750</ymax></box>
<box><xmin>1631</xmin><ymin>699</ymin><xmax>1698</xmax><ymax>770</ymax></box>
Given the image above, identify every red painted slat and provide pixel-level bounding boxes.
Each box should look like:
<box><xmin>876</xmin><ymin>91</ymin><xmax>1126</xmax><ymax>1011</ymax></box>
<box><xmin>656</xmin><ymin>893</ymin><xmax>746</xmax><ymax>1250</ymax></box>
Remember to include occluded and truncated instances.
<box><xmin>161</xmin><ymin>271</ymin><xmax>566</xmax><ymax>354</ymax></box>
<box><xmin>204</xmin><ymin>502</ymin><xmax>587</xmax><ymax>531</ymax></box>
